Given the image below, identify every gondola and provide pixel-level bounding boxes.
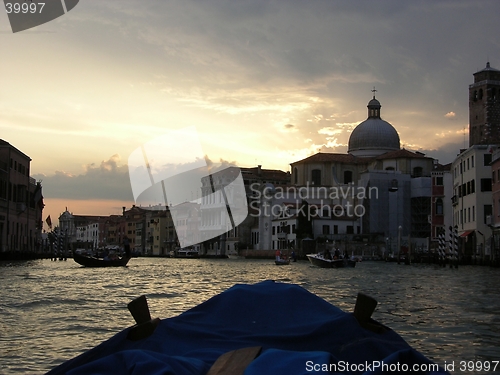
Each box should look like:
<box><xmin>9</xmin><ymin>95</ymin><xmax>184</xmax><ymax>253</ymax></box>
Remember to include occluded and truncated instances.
<box><xmin>274</xmin><ymin>258</ymin><xmax>290</xmax><ymax>265</ymax></box>
<box><xmin>306</xmin><ymin>253</ymin><xmax>356</xmax><ymax>268</ymax></box>
<box><xmin>46</xmin><ymin>281</ymin><xmax>448</xmax><ymax>375</ymax></box>
<box><xmin>73</xmin><ymin>252</ymin><xmax>130</xmax><ymax>267</ymax></box>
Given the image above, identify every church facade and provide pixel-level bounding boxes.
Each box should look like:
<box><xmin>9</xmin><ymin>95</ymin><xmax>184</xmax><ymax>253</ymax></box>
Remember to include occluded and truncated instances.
<box><xmin>287</xmin><ymin>94</ymin><xmax>434</xmax><ymax>253</ymax></box>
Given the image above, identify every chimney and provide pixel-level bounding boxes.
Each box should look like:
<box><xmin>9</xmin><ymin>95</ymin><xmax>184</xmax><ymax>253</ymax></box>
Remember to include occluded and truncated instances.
<box><xmin>257</xmin><ymin>165</ymin><xmax>262</xmax><ymax>176</ymax></box>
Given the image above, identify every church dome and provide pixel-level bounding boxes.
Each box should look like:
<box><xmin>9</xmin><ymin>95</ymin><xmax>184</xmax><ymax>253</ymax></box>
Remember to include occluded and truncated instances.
<box><xmin>348</xmin><ymin>94</ymin><xmax>400</xmax><ymax>157</ymax></box>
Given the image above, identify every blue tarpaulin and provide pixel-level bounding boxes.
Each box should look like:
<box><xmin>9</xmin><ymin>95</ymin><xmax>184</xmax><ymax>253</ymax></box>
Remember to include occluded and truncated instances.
<box><xmin>47</xmin><ymin>280</ymin><xmax>449</xmax><ymax>374</ymax></box>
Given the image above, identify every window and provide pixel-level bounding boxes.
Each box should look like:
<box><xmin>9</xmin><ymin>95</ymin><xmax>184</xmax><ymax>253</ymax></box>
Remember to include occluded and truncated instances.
<box><xmin>435</xmin><ymin>198</ymin><xmax>443</xmax><ymax>215</ymax></box>
<box><xmin>344</xmin><ymin>170</ymin><xmax>353</xmax><ymax>184</ymax></box>
<box><xmin>494</xmin><ymin>171</ymin><xmax>496</xmax><ymax>184</ymax></box>
<box><xmin>346</xmin><ymin>226</ymin><xmax>354</xmax><ymax>234</ymax></box>
<box><xmin>473</xmin><ymin>206</ymin><xmax>475</xmax><ymax>221</ymax></box>
<box><xmin>467</xmin><ymin>158</ymin><xmax>470</xmax><ymax>170</ymax></box>
<box><xmin>293</xmin><ymin>167</ymin><xmax>298</xmax><ymax>184</ymax></box>
<box><xmin>484</xmin><ymin>154</ymin><xmax>492</xmax><ymax>166</ymax></box>
<box><xmin>484</xmin><ymin>205</ymin><xmax>492</xmax><ymax>224</ymax></box>
<box><xmin>481</xmin><ymin>178</ymin><xmax>492</xmax><ymax>192</ymax></box>
<box><xmin>322</xmin><ymin>225</ymin><xmax>330</xmax><ymax>235</ymax></box>
<box><xmin>413</xmin><ymin>166</ymin><xmax>423</xmax><ymax>177</ymax></box>
<box><xmin>311</xmin><ymin>169</ymin><xmax>321</xmax><ymax>185</ymax></box>
<box><xmin>435</xmin><ymin>176</ymin><xmax>443</xmax><ymax>186</ymax></box>
<box><xmin>333</xmin><ymin>225</ymin><xmax>338</xmax><ymax>234</ymax></box>
<box><xmin>472</xmin><ymin>156</ymin><xmax>475</xmax><ymax>167</ymax></box>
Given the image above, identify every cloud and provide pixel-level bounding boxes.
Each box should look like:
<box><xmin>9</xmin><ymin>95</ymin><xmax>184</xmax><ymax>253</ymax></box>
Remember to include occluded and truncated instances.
<box><xmin>415</xmin><ymin>142</ymin><xmax>465</xmax><ymax>165</ymax></box>
<box><xmin>445</xmin><ymin>111</ymin><xmax>456</xmax><ymax>119</ymax></box>
<box><xmin>33</xmin><ymin>155</ymin><xmax>133</xmax><ymax>201</ymax></box>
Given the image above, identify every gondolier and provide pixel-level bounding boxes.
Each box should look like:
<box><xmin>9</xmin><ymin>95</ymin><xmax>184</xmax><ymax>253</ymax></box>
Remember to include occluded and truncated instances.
<box><xmin>124</xmin><ymin>236</ymin><xmax>131</xmax><ymax>258</ymax></box>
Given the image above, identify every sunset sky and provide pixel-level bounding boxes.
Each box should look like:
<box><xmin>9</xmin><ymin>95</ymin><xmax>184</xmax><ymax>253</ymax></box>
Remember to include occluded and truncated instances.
<box><xmin>1</xmin><ymin>0</ymin><xmax>500</xmax><ymax>228</ymax></box>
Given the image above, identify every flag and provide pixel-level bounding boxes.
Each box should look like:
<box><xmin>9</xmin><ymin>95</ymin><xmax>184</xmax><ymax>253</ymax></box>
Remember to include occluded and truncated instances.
<box><xmin>46</xmin><ymin>215</ymin><xmax>52</xmax><ymax>229</ymax></box>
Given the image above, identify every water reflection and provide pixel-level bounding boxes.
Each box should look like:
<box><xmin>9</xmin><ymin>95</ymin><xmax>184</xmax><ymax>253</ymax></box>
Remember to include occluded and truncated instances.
<box><xmin>1</xmin><ymin>258</ymin><xmax>499</xmax><ymax>374</ymax></box>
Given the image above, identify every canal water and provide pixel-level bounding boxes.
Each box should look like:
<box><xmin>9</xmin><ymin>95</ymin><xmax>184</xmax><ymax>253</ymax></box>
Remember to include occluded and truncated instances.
<box><xmin>1</xmin><ymin>258</ymin><xmax>499</xmax><ymax>374</ymax></box>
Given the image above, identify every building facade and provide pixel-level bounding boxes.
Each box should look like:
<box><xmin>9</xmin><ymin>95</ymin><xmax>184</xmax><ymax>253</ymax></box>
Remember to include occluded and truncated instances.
<box><xmin>288</xmin><ymin>95</ymin><xmax>433</xmax><ymax>254</ymax></box>
<box><xmin>451</xmin><ymin>145</ymin><xmax>495</xmax><ymax>263</ymax></box>
<box><xmin>430</xmin><ymin>163</ymin><xmax>453</xmax><ymax>245</ymax></box>
<box><xmin>0</xmin><ymin>140</ymin><xmax>43</xmax><ymax>257</ymax></box>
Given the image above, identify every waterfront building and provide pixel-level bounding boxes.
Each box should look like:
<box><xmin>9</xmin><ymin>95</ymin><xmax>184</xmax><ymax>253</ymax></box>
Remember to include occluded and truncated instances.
<box><xmin>198</xmin><ymin>165</ymin><xmax>290</xmax><ymax>256</ymax></box>
<box><xmin>99</xmin><ymin>214</ymin><xmax>126</xmax><ymax>247</ymax></box>
<box><xmin>122</xmin><ymin>205</ymin><xmax>147</xmax><ymax>254</ymax></box>
<box><xmin>451</xmin><ymin>145</ymin><xmax>495</xmax><ymax>262</ymax></box>
<box><xmin>0</xmin><ymin>140</ymin><xmax>44</xmax><ymax>256</ymax></box>
<box><xmin>490</xmin><ymin>148</ymin><xmax>500</xmax><ymax>263</ymax></box>
<box><xmin>289</xmin><ymin>94</ymin><xmax>434</xmax><ymax>254</ymax></box>
<box><xmin>147</xmin><ymin>210</ymin><xmax>170</xmax><ymax>256</ymax></box>
<box><xmin>430</xmin><ymin>162</ymin><xmax>453</xmax><ymax>246</ymax></box>
<box><xmin>447</xmin><ymin>62</ymin><xmax>500</xmax><ymax>264</ymax></box>
<box><xmin>58</xmin><ymin>209</ymin><xmax>102</xmax><ymax>244</ymax></box>
<box><xmin>76</xmin><ymin>221</ymin><xmax>100</xmax><ymax>249</ymax></box>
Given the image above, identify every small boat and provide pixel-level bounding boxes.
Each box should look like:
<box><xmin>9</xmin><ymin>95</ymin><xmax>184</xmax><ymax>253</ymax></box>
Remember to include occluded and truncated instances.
<box><xmin>172</xmin><ymin>247</ymin><xmax>199</xmax><ymax>258</ymax></box>
<box><xmin>306</xmin><ymin>253</ymin><xmax>356</xmax><ymax>268</ymax></box>
<box><xmin>275</xmin><ymin>258</ymin><xmax>290</xmax><ymax>265</ymax></box>
<box><xmin>73</xmin><ymin>252</ymin><xmax>130</xmax><ymax>267</ymax></box>
<box><xmin>46</xmin><ymin>281</ymin><xmax>448</xmax><ymax>375</ymax></box>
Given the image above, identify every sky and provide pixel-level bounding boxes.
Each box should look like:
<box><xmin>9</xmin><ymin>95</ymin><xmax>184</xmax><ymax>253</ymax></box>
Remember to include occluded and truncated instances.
<box><xmin>1</xmin><ymin>0</ymin><xmax>500</xmax><ymax>229</ymax></box>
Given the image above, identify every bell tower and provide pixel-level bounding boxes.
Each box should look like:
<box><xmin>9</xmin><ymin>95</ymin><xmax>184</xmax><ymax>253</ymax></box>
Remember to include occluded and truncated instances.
<box><xmin>469</xmin><ymin>62</ymin><xmax>500</xmax><ymax>146</ymax></box>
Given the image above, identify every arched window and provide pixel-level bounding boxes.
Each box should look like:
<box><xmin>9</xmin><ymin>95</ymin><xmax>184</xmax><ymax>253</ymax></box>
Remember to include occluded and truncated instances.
<box><xmin>435</xmin><ymin>198</ymin><xmax>443</xmax><ymax>215</ymax></box>
<box><xmin>344</xmin><ymin>170</ymin><xmax>353</xmax><ymax>184</ymax></box>
<box><xmin>413</xmin><ymin>166</ymin><xmax>423</xmax><ymax>177</ymax></box>
<box><xmin>311</xmin><ymin>169</ymin><xmax>321</xmax><ymax>185</ymax></box>
<box><xmin>478</xmin><ymin>89</ymin><xmax>483</xmax><ymax>100</ymax></box>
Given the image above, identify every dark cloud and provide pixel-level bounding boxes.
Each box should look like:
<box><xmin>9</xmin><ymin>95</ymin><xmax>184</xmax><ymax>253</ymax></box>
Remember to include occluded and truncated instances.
<box><xmin>33</xmin><ymin>155</ymin><xmax>133</xmax><ymax>201</ymax></box>
<box><xmin>415</xmin><ymin>142</ymin><xmax>465</xmax><ymax>165</ymax></box>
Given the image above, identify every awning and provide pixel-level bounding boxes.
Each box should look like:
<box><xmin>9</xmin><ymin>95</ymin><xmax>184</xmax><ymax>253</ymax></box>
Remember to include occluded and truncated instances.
<box><xmin>460</xmin><ymin>230</ymin><xmax>474</xmax><ymax>237</ymax></box>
